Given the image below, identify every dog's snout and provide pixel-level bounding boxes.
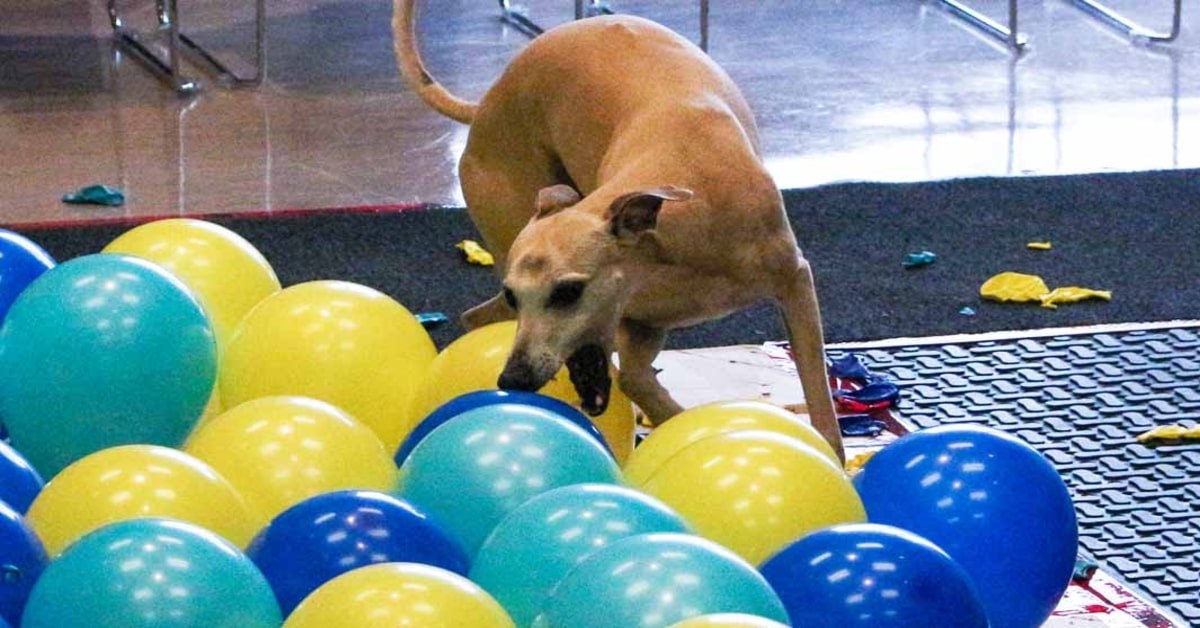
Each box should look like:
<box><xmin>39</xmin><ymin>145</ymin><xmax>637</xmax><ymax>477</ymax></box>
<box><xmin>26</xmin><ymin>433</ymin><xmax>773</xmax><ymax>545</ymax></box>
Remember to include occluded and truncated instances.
<box><xmin>497</xmin><ymin>359</ymin><xmax>542</xmax><ymax>392</ymax></box>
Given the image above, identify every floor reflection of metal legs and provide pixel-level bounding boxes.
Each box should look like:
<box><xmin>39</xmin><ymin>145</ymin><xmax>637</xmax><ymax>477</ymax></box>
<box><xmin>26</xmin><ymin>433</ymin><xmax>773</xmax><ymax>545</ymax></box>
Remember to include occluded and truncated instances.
<box><xmin>497</xmin><ymin>0</ymin><xmax>710</xmax><ymax>51</ymax></box>
<box><xmin>108</xmin><ymin>0</ymin><xmax>266</xmax><ymax>95</ymax></box>
<box><xmin>1069</xmin><ymin>0</ymin><xmax>1182</xmax><ymax>44</ymax></box>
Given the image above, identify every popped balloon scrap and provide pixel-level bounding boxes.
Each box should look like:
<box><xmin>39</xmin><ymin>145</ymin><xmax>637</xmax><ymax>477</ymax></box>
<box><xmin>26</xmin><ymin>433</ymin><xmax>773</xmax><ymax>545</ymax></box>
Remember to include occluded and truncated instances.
<box><xmin>902</xmin><ymin>250</ymin><xmax>937</xmax><ymax>268</ymax></box>
<box><xmin>980</xmin><ymin>271</ymin><xmax>1111</xmax><ymax>309</ymax></box>
<box><xmin>456</xmin><ymin>240</ymin><xmax>494</xmax><ymax>266</ymax></box>
<box><xmin>61</xmin><ymin>184</ymin><xmax>125</xmax><ymax>207</ymax></box>
<box><xmin>1136</xmin><ymin>424</ymin><xmax>1200</xmax><ymax>443</ymax></box>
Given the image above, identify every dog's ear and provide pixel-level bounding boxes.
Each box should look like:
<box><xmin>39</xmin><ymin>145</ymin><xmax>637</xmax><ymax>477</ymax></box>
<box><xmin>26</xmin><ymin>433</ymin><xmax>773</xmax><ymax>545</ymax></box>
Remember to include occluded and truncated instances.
<box><xmin>535</xmin><ymin>184</ymin><xmax>583</xmax><ymax>218</ymax></box>
<box><xmin>608</xmin><ymin>186</ymin><xmax>693</xmax><ymax>241</ymax></box>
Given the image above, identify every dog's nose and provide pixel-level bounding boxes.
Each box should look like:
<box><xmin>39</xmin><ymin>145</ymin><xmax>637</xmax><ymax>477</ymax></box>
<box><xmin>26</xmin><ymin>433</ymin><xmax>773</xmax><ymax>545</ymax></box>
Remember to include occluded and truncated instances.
<box><xmin>497</xmin><ymin>362</ymin><xmax>540</xmax><ymax>392</ymax></box>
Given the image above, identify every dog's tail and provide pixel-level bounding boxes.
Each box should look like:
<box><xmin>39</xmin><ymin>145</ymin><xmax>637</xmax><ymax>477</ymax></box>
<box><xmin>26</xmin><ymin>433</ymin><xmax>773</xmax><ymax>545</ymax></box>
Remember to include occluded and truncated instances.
<box><xmin>392</xmin><ymin>0</ymin><xmax>477</xmax><ymax>124</ymax></box>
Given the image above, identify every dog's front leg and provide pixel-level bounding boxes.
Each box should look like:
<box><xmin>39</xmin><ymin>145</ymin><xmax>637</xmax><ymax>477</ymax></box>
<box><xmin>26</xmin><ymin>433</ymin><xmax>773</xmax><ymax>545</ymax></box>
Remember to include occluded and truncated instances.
<box><xmin>773</xmin><ymin>257</ymin><xmax>845</xmax><ymax>464</ymax></box>
<box><xmin>616</xmin><ymin>319</ymin><xmax>683</xmax><ymax>426</ymax></box>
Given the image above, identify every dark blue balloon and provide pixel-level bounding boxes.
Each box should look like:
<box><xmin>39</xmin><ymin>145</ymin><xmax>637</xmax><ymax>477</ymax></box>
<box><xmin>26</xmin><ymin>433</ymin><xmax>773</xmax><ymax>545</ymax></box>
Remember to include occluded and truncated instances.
<box><xmin>245</xmin><ymin>489</ymin><xmax>469</xmax><ymax>615</ymax></box>
<box><xmin>853</xmin><ymin>425</ymin><xmax>1078</xmax><ymax>628</ymax></box>
<box><xmin>0</xmin><ymin>230</ymin><xmax>55</xmax><ymax>325</ymax></box>
<box><xmin>0</xmin><ymin>500</ymin><xmax>48</xmax><ymax>626</ymax></box>
<box><xmin>0</xmin><ymin>440</ymin><xmax>44</xmax><ymax>514</ymax></box>
<box><xmin>396</xmin><ymin>389</ymin><xmax>611</xmax><ymax>465</ymax></box>
<box><xmin>760</xmin><ymin>523</ymin><xmax>988</xmax><ymax>627</ymax></box>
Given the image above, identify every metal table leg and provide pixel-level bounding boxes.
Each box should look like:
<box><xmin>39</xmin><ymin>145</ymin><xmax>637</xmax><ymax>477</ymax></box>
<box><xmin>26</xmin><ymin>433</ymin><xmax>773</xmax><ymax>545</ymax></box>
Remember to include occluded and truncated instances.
<box><xmin>108</xmin><ymin>0</ymin><xmax>266</xmax><ymax>94</ymax></box>
<box><xmin>1070</xmin><ymin>0</ymin><xmax>1182</xmax><ymax>43</ymax></box>
<box><xmin>498</xmin><ymin>0</ymin><xmax>710</xmax><ymax>52</ymax></box>
<box><xmin>935</xmin><ymin>0</ymin><xmax>1027</xmax><ymax>51</ymax></box>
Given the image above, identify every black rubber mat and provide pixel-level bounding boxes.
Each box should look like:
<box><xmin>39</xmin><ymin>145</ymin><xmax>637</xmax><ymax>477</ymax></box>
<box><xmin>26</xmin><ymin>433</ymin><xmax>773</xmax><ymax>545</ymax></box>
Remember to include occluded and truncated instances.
<box><xmin>830</xmin><ymin>323</ymin><xmax>1200</xmax><ymax>625</ymax></box>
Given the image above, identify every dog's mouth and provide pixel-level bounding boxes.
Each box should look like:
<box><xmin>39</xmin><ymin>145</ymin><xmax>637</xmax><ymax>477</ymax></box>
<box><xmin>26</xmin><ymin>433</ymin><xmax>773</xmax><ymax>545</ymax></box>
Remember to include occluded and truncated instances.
<box><xmin>565</xmin><ymin>344</ymin><xmax>611</xmax><ymax>416</ymax></box>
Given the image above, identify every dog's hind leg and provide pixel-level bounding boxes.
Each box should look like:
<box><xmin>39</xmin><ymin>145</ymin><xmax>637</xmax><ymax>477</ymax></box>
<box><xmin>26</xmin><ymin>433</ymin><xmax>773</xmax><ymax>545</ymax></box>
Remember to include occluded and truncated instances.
<box><xmin>617</xmin><ymin>319</ymin><xmax>684</xmax><ymax>426</ymax></box>
<box><xmin>772</xmin><ymin>257</ymin><xmax>845</xmax><ymax>463</ymax></box>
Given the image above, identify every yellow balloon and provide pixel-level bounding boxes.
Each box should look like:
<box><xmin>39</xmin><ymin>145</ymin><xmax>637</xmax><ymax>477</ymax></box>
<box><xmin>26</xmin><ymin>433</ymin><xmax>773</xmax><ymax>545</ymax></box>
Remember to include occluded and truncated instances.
<box><xmin>667</xmin><ymin>613</ymin><xmax>790</xmax><ymax>628</ymax></box>
<box><xmin>103</xmin><ymin>218</ymin><xmax>281</xmax><ymax>352</ymax></box>
<box><xmin>624</xmin><ymin>399</ymin><xmax>839</xmax><ymax>487</ymax></box>
<box><xmin>25</xmin><ymin>445</ymin><xmax>258</xmax><ymax>556</ymax></box>
<box><xmin>284</xmin><ymin>562</ymin><xmax>515</xmax><ymax>628</ymax></box>
<box><xmin>641</xmin><ymin>430</ymin><xmax>865</xmax><ymax>566</ymax></box>
<box><xmin>184</xmin><ymin>396</ymin><xmax>399</xmax><ymax>524</ymax></box>
<box><xmin>411</xmin><ymin>321</ymin><xmax>637</xmax><ymax>464</ymax></box>
<box><xmin>220</xmin><ymin>281</ymin><xmax>437</xmax><ymax>453</ymax></box>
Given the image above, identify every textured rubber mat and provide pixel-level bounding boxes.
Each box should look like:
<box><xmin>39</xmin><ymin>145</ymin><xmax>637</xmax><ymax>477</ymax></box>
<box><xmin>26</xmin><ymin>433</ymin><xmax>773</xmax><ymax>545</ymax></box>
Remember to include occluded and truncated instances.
<box><xmin>830</xmin><ymin>323</ymin><xmax>1200</xmax><ymax>625</ymax></box>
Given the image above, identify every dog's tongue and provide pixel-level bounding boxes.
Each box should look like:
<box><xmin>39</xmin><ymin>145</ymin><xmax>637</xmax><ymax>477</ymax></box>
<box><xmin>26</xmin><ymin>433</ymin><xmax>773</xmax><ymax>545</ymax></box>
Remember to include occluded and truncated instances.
<box><xmin>566</xmin><ymin>344</ymin><xmax>611</xmax><ymax>416</ymax></box>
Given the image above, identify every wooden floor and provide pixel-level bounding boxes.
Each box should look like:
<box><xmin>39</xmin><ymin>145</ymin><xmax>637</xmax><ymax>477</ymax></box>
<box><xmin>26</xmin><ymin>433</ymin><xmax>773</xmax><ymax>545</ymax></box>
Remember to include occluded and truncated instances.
<box><xmin>1</xmin><ymin>0</ymin><xmax>1198</xmax><ymax>226</ymax></box>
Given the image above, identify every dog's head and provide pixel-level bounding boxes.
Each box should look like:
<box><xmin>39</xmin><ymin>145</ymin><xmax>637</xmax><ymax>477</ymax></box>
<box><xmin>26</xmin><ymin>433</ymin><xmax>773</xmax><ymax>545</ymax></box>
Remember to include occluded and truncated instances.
<box><xmin>496</xmin><ymin>183</ymin><xmax>693</xmax><ymax>415</ymax></box>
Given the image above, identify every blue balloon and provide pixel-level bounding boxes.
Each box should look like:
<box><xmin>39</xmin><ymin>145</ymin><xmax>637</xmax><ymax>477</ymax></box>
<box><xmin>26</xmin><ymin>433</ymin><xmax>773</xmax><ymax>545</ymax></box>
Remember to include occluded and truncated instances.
<box><xmin>0</xmin><ymin>229</ymin><xmax>55</xmax><ymax>325</ymax></box>
<box><xmin>21</xmin><ymin>518</ymin><xmax>281</xmax><ymax>628</ymax></box>
<box><xmin>246</xmin><ymin>489</ymin><xmax>470</xmax><ymax>615</ymax></box>
<box><xmin>0</xmin><ymin>254</ymin><xmax>217</xmax><ymax>477</ymax></box>
<box><xmin>472</xmin><ymin>483</ymin><xmax>692</xmax><ymax>626</ymax></box>
<box><xmin>0</xmin><ymin>439</ymin><xmax>43</xmax><ymax>513</ymax></box>
<box><xmin>853</xmin><ymin>425</ymin><xmax>1078</xmax><ymax>628</ymax></box>
<box><xmin>396</xmin><ymin>389</ymin><xmax>612</xmax><ymax>465</ymax></box>
<box><xmin>760</xmin><ymin>523</ymin><xmax>988</xmax><ymax>627</ymax></box>
<box><xmin>398</xmin><ymin>403</ymin><xmax>622</xmax><ymax>557</ymax></box>
<box><xmin>0</xmin><ymin>500</ymin><xmax>48</xmax><ymax>626</ymax></box>
<box><xmin>533</xmin><ymin>532</ymin><xmax>789</xmax><ymax>627</ymax></box>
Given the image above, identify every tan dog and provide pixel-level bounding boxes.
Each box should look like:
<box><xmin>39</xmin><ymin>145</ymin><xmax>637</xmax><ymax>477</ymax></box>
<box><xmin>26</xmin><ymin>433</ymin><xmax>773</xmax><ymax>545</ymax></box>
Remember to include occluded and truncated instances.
<box><xmin>394</xmin><ymin>1</ymin><xmax>844</xmax><ymax>460</ymax></box>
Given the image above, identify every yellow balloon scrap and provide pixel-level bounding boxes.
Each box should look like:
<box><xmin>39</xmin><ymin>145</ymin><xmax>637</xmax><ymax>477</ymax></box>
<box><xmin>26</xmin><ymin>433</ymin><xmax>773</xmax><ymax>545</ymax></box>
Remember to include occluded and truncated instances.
<box><xmin>980</xmin><ymin>272</ymin><xmax>1050</xmax><ymax>303</ymax></box>
<box><xmin>1027</xmin><ymin>241</ymin><xmax>1053</xmax><ymax>250</ymax></box>
<box><xmin>456</xmin><ymin>240</ymin><xmax>494</xmax><ymax>266</ymax></box>
<box><xmin>844</xmin><ymin>450</ymin><xmax>876</xmax><ymax>476</ymax></box>
<box><xmin>1136</xmin><ymin>425</ymin><xmax>1200</xmax><ymax>443</ymax></box>
<box><xmin>1039</xmin><ymin>286</ymin><xmax>1112</xmax><ymax>310</ymax></box>
<box><xmin>980</xmin><ymin>272</ymin><xmax>1111</xmax><ymax>309</ymax></box>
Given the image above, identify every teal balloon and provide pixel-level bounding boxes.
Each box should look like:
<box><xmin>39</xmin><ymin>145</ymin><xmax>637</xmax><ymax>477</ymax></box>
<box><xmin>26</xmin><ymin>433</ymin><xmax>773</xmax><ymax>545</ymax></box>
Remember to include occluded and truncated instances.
<box><xmin>472</xmin><ymin>483</ymin><xmax>692</xmax><ymax>626</ymax></box>
<box><xmin>21</xmin><ymin>518</ymin><xmax>281</xmax><ymax>628</ymax></box>
<box><xmin>532</xmin><ymin>532</ymin><xmax>789</xmax><ymax>628</ymax></box>
<box><xmin>397</xmin><ymin>403</ymin><xmax>622</xmax><ymax>557</ymax></box>
<box><xmin>0</xmin><ymin>254</ymin><xmax>216</xmax><ymax>477</ymax></box>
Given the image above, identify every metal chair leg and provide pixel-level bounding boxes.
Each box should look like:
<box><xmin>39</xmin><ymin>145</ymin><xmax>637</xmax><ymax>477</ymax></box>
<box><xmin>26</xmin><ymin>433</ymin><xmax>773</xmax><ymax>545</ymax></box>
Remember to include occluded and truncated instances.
<box><xmin>935</xmin><ymin>0</ymin><xmax>1027</xmax><ymax>52</ymax></box>
<box><xmin>1070</xmin><ymin>0</ymin><xmax>1182</xmax><ymax>43</ymax></box>
<box><xmin>108</xmin><ymin>0</ymin><xmax>265</xmax><ymax>94</ymax></box>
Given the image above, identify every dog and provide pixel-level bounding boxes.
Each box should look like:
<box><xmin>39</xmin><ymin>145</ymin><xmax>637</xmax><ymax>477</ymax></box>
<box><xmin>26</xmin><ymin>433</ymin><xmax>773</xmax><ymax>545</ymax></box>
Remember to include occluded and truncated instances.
<box><xmin>394</xmin><ymin>0</ymin><xmax>844</xmax><ymax>461</ymax></box>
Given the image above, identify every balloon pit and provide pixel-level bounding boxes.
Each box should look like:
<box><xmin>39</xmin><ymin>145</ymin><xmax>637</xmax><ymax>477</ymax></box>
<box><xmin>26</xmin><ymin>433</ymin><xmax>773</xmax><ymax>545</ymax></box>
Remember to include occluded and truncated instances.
<box><xmin>0</xmin><ymin>220</ymin><xmax>1081</xmax><ymax>627</ymax></box>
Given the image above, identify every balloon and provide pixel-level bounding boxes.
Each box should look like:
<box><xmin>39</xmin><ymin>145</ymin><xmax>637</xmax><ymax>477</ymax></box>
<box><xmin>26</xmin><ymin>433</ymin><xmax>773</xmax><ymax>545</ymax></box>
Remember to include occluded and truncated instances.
<box><xmin>103</xmin><ymin>218</ymin><xmax>281</xmax><ymax>352</ymax></box>
<box><xmin>853</xmin><ymin>425</ymin><xmax>1078</xmax><ymax>628</ymax></box>
<box><xmin>0</xmin><ymin>500</ymin><xmax>48</xmax><ymax>626</ymax></box>
<box><xmin>531</xmin><ymin>533</ymin><xmax>788</xmax><ymax>628</ymax></box>
<box><xmin>21</xmin><ymin>518</ymin><xmax>281</xmax><ymax>628</ymax></box>
<box><xmin>667</xmin><ymin>614</ymin><xmax>789</xmax><ymax>628</ymax></box>
<box><xmin>0</xmin><ymin>229</ymin><xmax>54</xmax><ymax>324</ymax></box>
<box><xmin>284</xmin><ymin>562</ymin><xmax>514</xmax><ymax>628</ymax></box>
<box><xmin>397</xmin><ymin>389</ymin><xmax>612</xmax><ymax>466</ymax></box>
<box><xmin>0</xmin><ymin>254</ymin><xmax>216</xmax><ymax>477</ymax></box>
<box><xmin>471</xmin><ymin>483</ymin><xmax>692</xmax><ymax>626</ymax></box>
<box><xmin>759</xmin><ymin>523</ymin><xmax>988</xmax><ymax>627</ymax></box>
<box><xmin>412</xmin><ymin>321</ymin><xmax>637</xmax><ymax>464</ymax></box>
<box><xmin>220</xmin><ymin>280</ymin><xmax>436</xmax><ymax>453</ymax></box>
<box><xmin>25</xmin><ymin>444</ymin><xmax>259</xmax><ymax>556</ymax></box>
<box><xmin>184</xmin><ymin>396</ymin><xmax>398</xmax><ymax>523</ymax></box>
<box><xmin>0</xmin><ymin>439</ymin><xmax>43</xmax><ymax>513</ymax></box>
<box><xmin>398</xmin><ymin>403</ymin><xmax>622</xmax><ymax>556</ymax></box>
<box><xmin>641</xmin><ymin>430</ymin><xmax>865</xmax><ymax>565</ymax></box>
<box><xmin>623</xmin><ymin>399</ymin><xmax>839</xmax><ymax>486</ymax></box>
<box><xmin>246</xmin><ymin>489</ymin><xmax>469</xmax><ymax>615</ymax></box>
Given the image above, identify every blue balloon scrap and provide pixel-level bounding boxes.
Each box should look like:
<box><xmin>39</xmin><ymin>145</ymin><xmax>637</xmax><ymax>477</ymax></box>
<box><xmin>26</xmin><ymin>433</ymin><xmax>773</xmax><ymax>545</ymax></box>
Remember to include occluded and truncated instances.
<box><xmin>838</xmin><ymin>414</ymin><xmax>888</xmax><ymax>437</ymax></box>
<box><xmin>833</xmin><ymin>380</ymin><xmax>901</xmax><ymax>406</ymax></box>
<box><xmin>416</xmin><ymin>312</ymin><xmax>449</xmax><ymax>328</ymax></box>
<box><xmin>902</xmin><ymin>250</ymin><xmax>937</xmax><ymax>268</ymax></box>
<box><xmin>828</xmin><ymin>354</ymin><xmax>874</xmax><ymax>381</ymax></box>
<box><xmin>61</xmin><ymin>184</ymin><xmax>125</xmax><ymax>207</ymax></box>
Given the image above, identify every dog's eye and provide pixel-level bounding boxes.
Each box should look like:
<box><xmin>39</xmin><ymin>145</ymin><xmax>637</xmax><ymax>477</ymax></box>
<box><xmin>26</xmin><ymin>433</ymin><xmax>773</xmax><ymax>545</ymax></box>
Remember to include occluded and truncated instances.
<box><xmin>547</xmin><ymin>280</ymin><xmax>585</xmax><ymax>309</ymax></box>
<box><xmin>503</xmin><ymin>287</ymin><xmax>518</xmax><ymax>310</ymax></box>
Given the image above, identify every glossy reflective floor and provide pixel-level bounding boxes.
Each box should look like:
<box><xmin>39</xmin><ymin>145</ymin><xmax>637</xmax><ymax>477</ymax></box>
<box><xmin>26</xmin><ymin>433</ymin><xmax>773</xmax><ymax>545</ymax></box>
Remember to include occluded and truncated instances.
<box><xmin>1</xmin><ymin>0</ymin><xmax>1197</xmax><ymax>226</ymax></box>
